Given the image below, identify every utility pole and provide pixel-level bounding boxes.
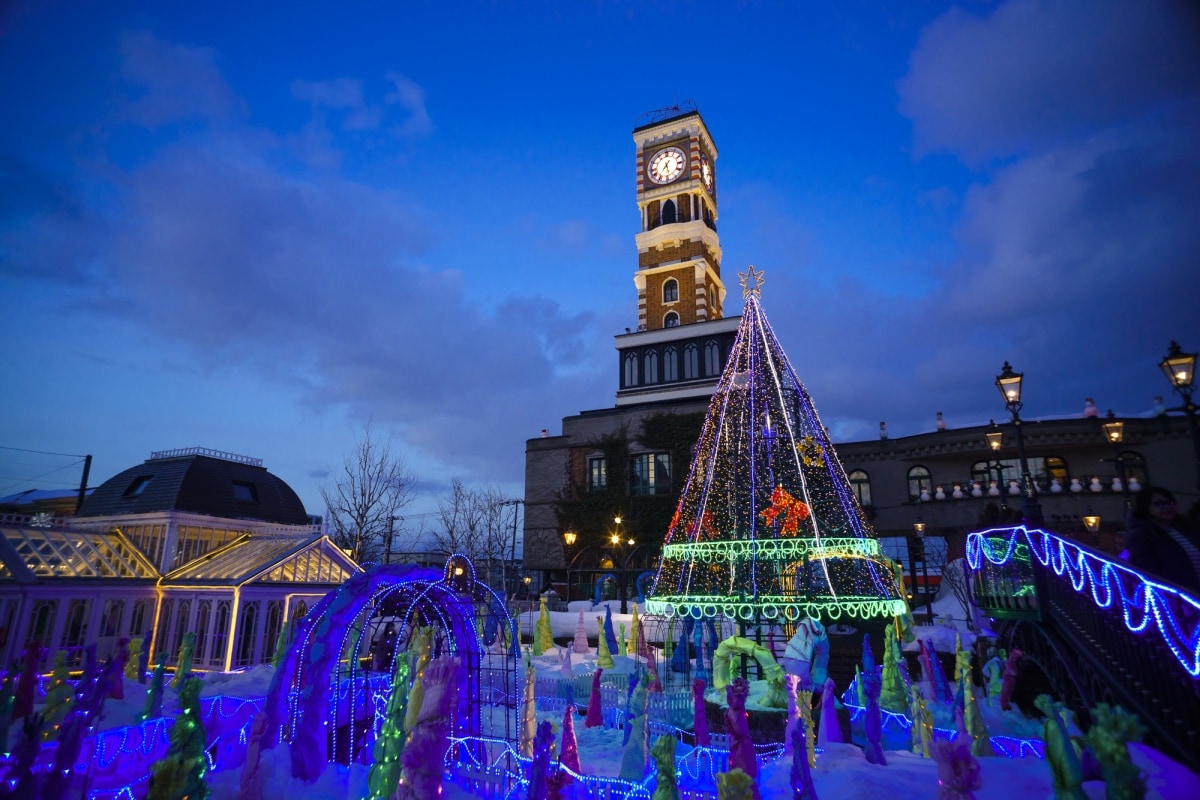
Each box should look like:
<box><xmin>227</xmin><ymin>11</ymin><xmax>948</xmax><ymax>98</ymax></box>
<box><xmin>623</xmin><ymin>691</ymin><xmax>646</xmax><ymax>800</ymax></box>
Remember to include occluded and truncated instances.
<box><xmin>498</xmin><ymin>499</ymin><xmax>523</xmax><ymax>598</ymax></box>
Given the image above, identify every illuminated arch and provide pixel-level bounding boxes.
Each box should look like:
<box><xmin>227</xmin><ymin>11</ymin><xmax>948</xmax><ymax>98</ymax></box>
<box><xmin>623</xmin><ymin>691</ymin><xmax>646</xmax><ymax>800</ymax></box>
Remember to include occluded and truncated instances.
<box><xmin>264</xmin><ymin>555</ymin><xmax>517</xmax><ymax>782</ymax></box>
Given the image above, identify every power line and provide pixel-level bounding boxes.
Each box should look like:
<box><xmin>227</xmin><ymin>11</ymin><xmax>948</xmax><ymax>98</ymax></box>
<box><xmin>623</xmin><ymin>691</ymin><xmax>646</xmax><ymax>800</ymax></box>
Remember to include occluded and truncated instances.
<box><xmin>0</xmin><ymin>445</ymin><xmax>88</xmax><ymax>458</ymax></box>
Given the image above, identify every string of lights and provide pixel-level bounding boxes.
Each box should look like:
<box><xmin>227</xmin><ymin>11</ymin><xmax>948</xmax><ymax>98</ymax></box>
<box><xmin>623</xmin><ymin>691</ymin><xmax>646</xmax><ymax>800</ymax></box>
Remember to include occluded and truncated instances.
<box><xmin>838</xmin><ymin>685</ymin><xmax>1046</xmax><ymax>761</ymax></box>
<box><xmin>649</xmin><ymin>282</ymin><xmax>904</xmax><ymax>621</ymax></box>
<box><xmin>966</xmin><ymin>525</ymin><xmax>1200</xmax><ymax>678</ymax></box>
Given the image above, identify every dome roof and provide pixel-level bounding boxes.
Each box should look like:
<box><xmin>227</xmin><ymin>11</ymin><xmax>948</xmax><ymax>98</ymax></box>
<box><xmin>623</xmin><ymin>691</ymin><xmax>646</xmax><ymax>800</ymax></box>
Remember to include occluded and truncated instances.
<box><xmin>78</xmin><ymin>449</ymin><xmax>309</xmax><ymax>525</ymax></box>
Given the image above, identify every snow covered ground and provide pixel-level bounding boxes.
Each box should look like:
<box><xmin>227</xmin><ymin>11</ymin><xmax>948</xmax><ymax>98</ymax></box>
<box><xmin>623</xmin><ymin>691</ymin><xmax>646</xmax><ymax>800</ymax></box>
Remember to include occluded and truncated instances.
<box><xmin>11</xmin><ymin>597</ymin><xmax>1197</xmax><ymax>799</ymax></box>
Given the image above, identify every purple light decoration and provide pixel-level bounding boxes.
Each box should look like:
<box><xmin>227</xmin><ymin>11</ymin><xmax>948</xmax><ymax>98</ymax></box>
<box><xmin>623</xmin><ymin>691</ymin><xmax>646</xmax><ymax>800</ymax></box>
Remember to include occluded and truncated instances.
<box><xmin>692</xmin><ymin>678</ymin><xmax>710</xmax><ymax>746</ymax></box>
<box><xmin>967</xmin><ymin>525</ymin><xmax>1200</xmax><ymax>678</ymax></box>
<box><xmin>586</xmin><ymin>668</ymin><xmax>604</xmax><ymax>728</ymax></box>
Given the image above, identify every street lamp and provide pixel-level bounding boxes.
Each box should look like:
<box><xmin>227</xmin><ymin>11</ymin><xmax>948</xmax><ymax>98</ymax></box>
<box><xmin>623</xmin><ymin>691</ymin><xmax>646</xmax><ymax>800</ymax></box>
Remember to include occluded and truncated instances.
<box><xmin>562</xmin><ymin>531</ymin><xmax>577</xmax><ymax>601</ymax></box>
<box><xmin>1158</xmin><ymin>340</ymin><xmax>1200</xmax><ymax>492</ymax></box>
<box><xmin>610</xmin><ymin>516</ymin><xmax>634</xmax><ymax>613</ymax></box>
<box><xmin>995</xmin><ymin>362</ymin><xmax>1044</xmax><ymax>525</ymax></box>
<box><xmin>1101</xmin><ymin>411</ymin><xmax>1131</xmax><ymax>506</ymax></box>
<box><xmin>1082</xmin><ymin>511</ymin><xmax>1101</xmax><ymax>535</ymax></box>
<box><xmin>911</xmin><ymin>519</ymin><xmax>933</xmax><ymax>622</ymax></box>
<box><xmin>984</xmin><ymin>424</ymin><xmax>1007</xmax><ymax>501</ymax></box>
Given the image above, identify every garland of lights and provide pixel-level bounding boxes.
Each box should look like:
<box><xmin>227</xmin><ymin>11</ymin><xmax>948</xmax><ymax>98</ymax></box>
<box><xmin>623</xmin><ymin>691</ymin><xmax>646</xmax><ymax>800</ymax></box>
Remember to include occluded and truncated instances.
<box><xmin>649</xmin><ymin>283</ymin><xmax>904</xmax><ymax>622</ymax></box>
<box><xmin>644</xmin><ymin>596</ymin><xmax>909</xmax><ymax>621</ymax></box>
<box><xmin>661</xmin><ymin>537</ymin><xmax>887</xmax><ymax>562</ymax></box>
<box><xmin>966</xmin><ymin>526</ymin><xmax>1200</xmax><ymax>678</ymax></box>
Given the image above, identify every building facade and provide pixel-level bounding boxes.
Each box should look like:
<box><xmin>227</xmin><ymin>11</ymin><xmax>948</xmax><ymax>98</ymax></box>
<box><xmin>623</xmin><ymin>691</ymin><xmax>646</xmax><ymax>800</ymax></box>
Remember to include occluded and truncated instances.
<box><xmin>522</xmin><ymin>107</ymin><xmax>739</xmax><ymax>587</ymax></box>
<box><xmin>521</xmin><ymin>108</ymin><xmax>1200</xmax><ymax>598</ymax></box>
<box><xmin>0</xmin><ymin>447</ymin><xmax>358</xmax><ymax>670</ymax></box>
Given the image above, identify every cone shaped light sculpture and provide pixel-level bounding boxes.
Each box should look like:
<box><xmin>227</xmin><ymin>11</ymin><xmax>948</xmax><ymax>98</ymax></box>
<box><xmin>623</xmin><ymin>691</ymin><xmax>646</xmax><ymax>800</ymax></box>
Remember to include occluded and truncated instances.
<box><xmin>646</xmin><ymin>268</ymin><xmax>906</xmax><ymax>622</ymax></box>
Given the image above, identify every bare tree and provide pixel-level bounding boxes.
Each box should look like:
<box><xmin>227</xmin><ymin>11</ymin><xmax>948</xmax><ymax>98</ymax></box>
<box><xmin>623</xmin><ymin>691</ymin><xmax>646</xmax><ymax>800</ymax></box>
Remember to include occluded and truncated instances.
<box><xmin>321</xmin><ymin>423</ymin><xmax>417</xmax><ymax>563</ymax></box>
<box><xmin>427</xmin><ymin>478</ymin><xmax>511</xmax><ymax>589</ymax></box>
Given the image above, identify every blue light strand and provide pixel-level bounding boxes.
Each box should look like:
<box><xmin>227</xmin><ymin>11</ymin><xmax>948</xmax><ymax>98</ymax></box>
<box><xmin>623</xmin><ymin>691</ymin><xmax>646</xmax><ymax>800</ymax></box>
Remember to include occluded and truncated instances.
<box><xmin>837</xmin><ymin>687</ymin><xmax>1046</xmax><ymax>761</ymax></box>
<box><xmin>967</xmin><ymin>525</ymin><xmax>1200</xmax><ymax>678</ymax></box>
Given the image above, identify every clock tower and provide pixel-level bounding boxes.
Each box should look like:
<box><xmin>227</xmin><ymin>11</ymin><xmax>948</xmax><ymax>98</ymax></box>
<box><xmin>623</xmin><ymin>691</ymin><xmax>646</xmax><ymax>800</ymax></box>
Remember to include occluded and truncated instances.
<box><xmin>633</xmin><ymin>108</ymin><xmax>725</xmax><ymax>331</ymax></box>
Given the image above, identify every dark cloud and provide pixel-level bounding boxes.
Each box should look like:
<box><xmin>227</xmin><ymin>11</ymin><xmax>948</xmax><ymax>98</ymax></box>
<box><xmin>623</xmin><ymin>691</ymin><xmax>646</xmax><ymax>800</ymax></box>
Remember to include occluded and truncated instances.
<box><xmin>898</xmin><ymin>0</ymin><xmax>1200</xmax><ymax>162</ymax></box>
<box><xmin>1</xmin><ymin>30</ymin><xmax>609</xmax><ymax>485</ymax></box>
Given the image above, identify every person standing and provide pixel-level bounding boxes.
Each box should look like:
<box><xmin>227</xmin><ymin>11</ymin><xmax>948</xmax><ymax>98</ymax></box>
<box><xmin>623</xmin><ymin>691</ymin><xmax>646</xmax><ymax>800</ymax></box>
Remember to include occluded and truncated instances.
<box><xmin>1125</xmin><ymin>487</ymin><xmax>1200</xmax><ymax>593</ymax></box>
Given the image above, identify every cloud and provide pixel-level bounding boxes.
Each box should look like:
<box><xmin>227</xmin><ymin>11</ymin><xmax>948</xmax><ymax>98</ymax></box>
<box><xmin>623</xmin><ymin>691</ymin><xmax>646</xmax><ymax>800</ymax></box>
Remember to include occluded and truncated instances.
<box><xmin>119</xmin><ymin>31</ymin><xmax>243</xmax><ymax>128</ymax></box>
<box><xmin>291</xmin><ymin>78</ymin><xmax>380</xmax><ymax>131</ymax></box>
<box><xmin>898</xmin><ymin>0</ymin><xmax>1200</xmax><ymax>162</ymax></box>
<box><xmin>1</xmin><ymin>32</ymin><xmax>603</xmax><ymax>484</ymax></box>
<box><xmin>858</xmin><ymin>0</ymin><xmax>1200</xmax><ymax>435</ymax></box>
<box><xmin>384</xmin><ymin>72</ymin><xmax>433</xmax><ymax>138</ymax></box>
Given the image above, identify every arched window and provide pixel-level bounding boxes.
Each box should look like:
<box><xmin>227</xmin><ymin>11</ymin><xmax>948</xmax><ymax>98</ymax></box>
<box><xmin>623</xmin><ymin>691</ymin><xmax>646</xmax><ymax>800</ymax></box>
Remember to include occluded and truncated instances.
<box><xmin>663</xmin><ymin>279</ymin><xmax>678</xmax><ymax>304</ymax></box>
<box><xmin>644</xmin><ymin>350</ymin><xmax>658</xmax><ymax>383</ymax></box>
<box><xmin>61</xmin><ymin>599</ymin><xmax>91</xmax><ymax>651</ymax></box>
<box><xmin>30</xmin><ymin>599</ymin><xmax>58</xmax><ymax>653</ymax></box>
<box><xmin>1042</xmin><ymin>457</ymin><xmax>1069</xmax><ymax>492</ymax></box>
<box><xmin>129</xmin><ymin>599</ymin><xmax>149</xmax><ymax>639</ymax></box>
<box><xmin>662</xmin><ymin>199</ymin><xmax>677</xmax><ymax>225</ymax></box>
<box><xmin>704</xmin><ymin>339</ymin><xmax>721</xmax><ymax>376</ymax></box>
<box><xmin>156</xmin><ymin>599</ymin><xmax>174</xmax><ymax>658</ymax></box>
<box><xmin>663</xmin><ymin>346</ymin><xmax>678</xmax><ymax>382</ymax></box>
<box><xmin>194</xmin><ymin>600</ymin><xmax>212</xmax><ymax>665</ymax></box>
<box><xmin>1118</xmin><ymin>451</ymin><xmax>1148</xmax><ymax>486</ymax></box>
<box><xmin>683</xmin><ymin>343</ymin><xmax>699</xmax><ymax>380</ymax></box>
<box><xmin>263</xmin><ymin>601</ymin><xmax>285</xmax><ymax>664</ymax></box>
<box><xmin>210</xmin><ymin>601</ymin><xmax>231</xmax><ymax>669</ymax></box>
<box><xmin>664</xmin><ymin>312</ymin><xmax>679</xmax><ymax>328</ymax></box>
<box><xmin>849</xmin><ymin>470</ymin><xmax>872</xmax><ymax>507</ymax></box>
<box><xmin>235</xmin><ymin>602</ymin><xmax>260</xmax><ymax>667</ymax></box>
<box><xmin>623</xmin><ymin>353</ymin><xmax>638</xmax><ymax>387</ymax></box>
<box><xmin>172</xmin><ymin>600</ymin><xmax>191</xmax><ymax>658</ymax></box>
<box><xmin>908</xmin><ymin>466</ymin><xmax>933</xmax><ymax>502</ymax></box>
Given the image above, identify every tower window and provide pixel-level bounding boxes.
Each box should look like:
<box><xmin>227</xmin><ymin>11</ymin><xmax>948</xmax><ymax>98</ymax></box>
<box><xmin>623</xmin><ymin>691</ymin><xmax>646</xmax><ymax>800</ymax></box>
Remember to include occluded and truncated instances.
<box><xmin>663</xmin><ymin>279</ymin><xmax>678</xmax><ymax>304</ymax></box>
<box><xmin>662</xmin><ymin>199</ymin><xmax>677</xmax><ymax>225</ymax></box>
<box><xmin>644</xmin><ymin>350</ymin><xmax>658</xmax><ymax>383</ymax></box>
<box><xmin>664</xmin><ymin>312</ymin><xmax>679</xmax><ymax>328</ymax></box>
<box><xmin>704</xmin><ymin>339</ymin><xmax>721</xmax><ymax>376</ymax></box>
<box><xmin>663</xmin><ymin>346</ymin><xmax>678</xmax><ymax>382</ymax></box>
<box><xmin>623</xmin><ymin>353</ymin><xmax>638</xmax><ymax>387</ymax></box>
<box><xmin>683</xmin><ymin>343</ymin><xmax>699</xmax><ymax>380</ymax></box>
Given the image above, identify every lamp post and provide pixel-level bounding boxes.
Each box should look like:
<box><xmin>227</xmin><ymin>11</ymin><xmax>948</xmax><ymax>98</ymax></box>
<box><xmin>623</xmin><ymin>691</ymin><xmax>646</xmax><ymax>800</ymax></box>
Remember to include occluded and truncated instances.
<box><xmin>1158</xmin><ymin>340</ymin><xmax>1200</xmax><ymax>492</ymax></box>
<box><xmin>984</xmin><ymin>424</ymin><xmax>1008</xmax><ymax>507</ymax></box>
<box><xmin>523</xmin><ymin>575</ymin><xmax>534</xmax><ymax>637</ymax></box>
<box><xmin>610</xmin><ymin>516</ymin><xmax>635</xmax><ymax>613</ymax></box>
<box><xmin>562</xmin><ymin>531</ymin><xmax>577</xmax><ymax>601</ymax></box>
<box><xmin>1101</xmin><ymin>411</ymin><xmax>1131</xmax><ymax>507</ymax></box>
<box><xmin>912</xmin><ymin>519</ymin><xmax>933</xmax><ymax>622</ymax></box>
<box><xmin>996</xmin><ymin>361</ymin><xmax>1044</xmax><ymax>525</ymax></box>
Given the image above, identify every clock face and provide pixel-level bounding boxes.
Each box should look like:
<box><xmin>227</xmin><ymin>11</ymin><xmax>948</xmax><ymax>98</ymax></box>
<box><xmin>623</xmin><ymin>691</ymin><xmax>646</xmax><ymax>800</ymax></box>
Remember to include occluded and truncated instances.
<box><xmin>648</xmin><ymin>147</ymin><xmax>687</xmax><ymax>185</ymax></box>
<box><xmin>700</xmin><ymin>153</ymin><xmax>713</xmax><ymax>191</ymax></box>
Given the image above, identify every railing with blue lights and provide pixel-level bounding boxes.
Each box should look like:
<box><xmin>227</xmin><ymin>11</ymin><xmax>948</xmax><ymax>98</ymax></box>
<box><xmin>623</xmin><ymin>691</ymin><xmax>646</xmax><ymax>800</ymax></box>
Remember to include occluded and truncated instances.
<box><xmin>966</xmin><ymin>525</ymin><xmax>1200</xmax><ymax>772</ymax></box>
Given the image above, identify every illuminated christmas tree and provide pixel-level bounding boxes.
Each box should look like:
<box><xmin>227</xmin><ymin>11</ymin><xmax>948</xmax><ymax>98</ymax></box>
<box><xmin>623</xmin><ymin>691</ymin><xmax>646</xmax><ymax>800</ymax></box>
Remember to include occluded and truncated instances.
<box><xmin>647</xmin><ymin>268</ymin><xmax>905</xmax><ymax>623</ymax></box>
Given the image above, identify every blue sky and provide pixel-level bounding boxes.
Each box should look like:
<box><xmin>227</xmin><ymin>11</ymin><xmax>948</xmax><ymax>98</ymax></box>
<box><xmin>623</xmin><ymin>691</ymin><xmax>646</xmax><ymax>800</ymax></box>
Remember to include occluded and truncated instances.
<box><xmin>2</xmin><ymin>0</ymin><xmax>1199</xmax><ymax>523</ymax></box>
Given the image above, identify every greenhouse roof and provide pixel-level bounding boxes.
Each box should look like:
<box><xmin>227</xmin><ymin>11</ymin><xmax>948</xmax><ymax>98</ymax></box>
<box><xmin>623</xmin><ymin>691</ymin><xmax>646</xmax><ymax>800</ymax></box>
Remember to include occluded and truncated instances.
<box><xmin>0</xmin><ymin>525</ymin><xmax>159</xmax><ymax>582</ymax></box>
<box><xmin>163</xmin><ymin>533</ymin><xmax>359</xmax><ymax>586</ymax></box>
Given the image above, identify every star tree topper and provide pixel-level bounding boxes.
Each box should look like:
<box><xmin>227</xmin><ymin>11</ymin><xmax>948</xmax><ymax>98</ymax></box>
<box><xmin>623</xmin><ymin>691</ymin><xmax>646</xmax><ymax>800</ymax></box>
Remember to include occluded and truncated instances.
<box><xmin>739</xmin><ymin>265</ymin><xmax>765</xmax><ymax>298</ymax></box>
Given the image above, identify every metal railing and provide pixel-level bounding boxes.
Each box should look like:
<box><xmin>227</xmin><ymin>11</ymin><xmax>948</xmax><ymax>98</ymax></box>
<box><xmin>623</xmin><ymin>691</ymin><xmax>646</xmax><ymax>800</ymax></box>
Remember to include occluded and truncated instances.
<box><xmin>967</xmin><ymin>525</ymin><xmax>1200</xmax><ymax>773</ymax></box>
